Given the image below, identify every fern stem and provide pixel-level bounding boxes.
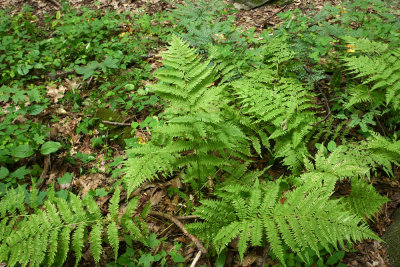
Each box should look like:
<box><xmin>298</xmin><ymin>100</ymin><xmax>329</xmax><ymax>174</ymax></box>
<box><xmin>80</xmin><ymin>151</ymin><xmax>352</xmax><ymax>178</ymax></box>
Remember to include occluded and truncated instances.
<box><xmin>366</xmin><ymin>87</ymin><xmax>386</xmax><ymax>136</ymax></box>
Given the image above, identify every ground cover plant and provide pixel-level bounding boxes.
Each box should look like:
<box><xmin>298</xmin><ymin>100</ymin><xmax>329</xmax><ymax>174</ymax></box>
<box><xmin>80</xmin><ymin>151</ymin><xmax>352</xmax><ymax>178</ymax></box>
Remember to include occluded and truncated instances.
<box><xmin>0</xmin><ymin>0</ymin><xmax>400</xmax><ymax>266</ymax></box>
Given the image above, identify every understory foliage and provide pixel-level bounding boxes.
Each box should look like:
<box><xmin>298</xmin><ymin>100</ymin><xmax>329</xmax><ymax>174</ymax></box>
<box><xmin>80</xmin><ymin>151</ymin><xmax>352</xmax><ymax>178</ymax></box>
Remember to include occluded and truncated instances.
<box><xmin>0</xmin><ymin>187</ymin><xmax>148</xmax><ymax>266</ymax></box>
<box><xmin>2</xmin><ymin>0</ymin><xmax>400</xmax><ymax>265</ymax></box>
<box><xmin>342</xmin><ymin>37</ymin><xmax>400</xmax><ymax>110</ymax></box>
<box><xmin>232</xmin><ymin>66</ymin><xmax>316</xmax><ymax>170</ymax></box>
<box><xmin>187</xmin><ymin>179</ymin><xmax>378</xmax><ymax>264</ymax></box>
<box><xmin>123</xmin><ymin>36</ymin><xmax>399</xmax><ymax>266</ymax></box>
<box><xmin>124</xmin><ymin>36</ymin><xmax>248</xmax><ymax>193</ymax></box>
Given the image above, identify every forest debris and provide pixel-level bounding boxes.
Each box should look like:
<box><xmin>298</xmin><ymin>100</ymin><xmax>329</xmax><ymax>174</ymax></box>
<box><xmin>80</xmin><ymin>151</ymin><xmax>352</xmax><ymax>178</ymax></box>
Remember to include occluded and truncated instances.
<box><xmin>149</xmin><ymin>211</ymin><xmax>208</xmax><ymax>254</ymax></box>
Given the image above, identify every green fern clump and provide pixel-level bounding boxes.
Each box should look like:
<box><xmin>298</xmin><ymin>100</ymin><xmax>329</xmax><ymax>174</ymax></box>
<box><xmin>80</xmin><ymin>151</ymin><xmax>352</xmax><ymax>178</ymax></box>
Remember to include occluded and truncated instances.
<box><xmin>188</xmin><ymin>179</ymin><xmax>378</xmax><ymax>265</ymax></box>
<box><xmin>171</xmin><ymin>0</ymin><xmax>245</xmax><ymax>50</ymax></box>
<box><xmin>0</xmin><ymin>187</ymin><xmax>146</xmax><ymax>266</ymax></box>
<box><xmin>299</xmin><ymin>134</ymin><xmax>399</xmax><ymax>219</ymax></box>
<box><xmin>342</xmin><ymin>37</ymin><xmax>400</xmax><ymax>110</ymax></box>
<box><xmin>124</xmin><ymin>36</ymin><xmax>249</xmax><ymax>193</ymax></box>
<box><xmin>231</xmin><ymin>66</ymin><xmax>317</xmax><ymax>170</ymax></box>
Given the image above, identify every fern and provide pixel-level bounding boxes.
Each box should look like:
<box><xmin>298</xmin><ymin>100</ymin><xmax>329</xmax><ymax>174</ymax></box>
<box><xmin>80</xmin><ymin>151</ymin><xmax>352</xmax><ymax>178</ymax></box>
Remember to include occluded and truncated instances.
<box><xmin>171</xmin><ymin>0</ymin><xmax>245</xmax><ymax>50</ymax></box>
<box><xmin>0</xmin><ymin>187</ymin><xmax>146</xmax><ymax>266</ymax></box>
<box><xmin>124</xmin><ymin>36</ymin><xmax>249</xmax><ymax>193</ymax></box>
<box><xmin>299</xmin><ymin>134</ymin><xmax>398</xmax><ymax>219</ymax></box>
<box><xmin>188</xmin><ymin>179</ymin><xmax>378</xmax><ymax>265</ymax></box>
<box><xmin>341</xmin><ymin>178</ymin><xmax>389</xmax><ymax>220</ymax></box>
<box><xmin>301</xmin><ymin>133</ymin><xmax>400</xmax><ymax>186</ymax></box>
<box><xmin>342</xmin><ymin>37</ymin><xmax>400</xmax><ymax>110</ymax></box>
<box><xmin>231</xmin><ymin>66</ymin><xmax>317</xmax><ymax>170</ymax></box>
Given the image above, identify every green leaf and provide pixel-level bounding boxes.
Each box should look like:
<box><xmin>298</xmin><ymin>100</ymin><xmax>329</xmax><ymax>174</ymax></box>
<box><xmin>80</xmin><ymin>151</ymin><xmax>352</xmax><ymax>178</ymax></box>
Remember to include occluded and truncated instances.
<box><xmin>138</xmin><ymin>253</ymin><xmax>156</xmax><ymax>267</ymax></box>
<box><xmin>109</xmin><ymin>187</ymin><xmax>120</xmax><ymax>220</ymax></box>
<box><xmin>215</xmin><ymin>251</ymin><xmax>226</xmax><ymax>267</ymax></box>
<box><xmin>107</xmin><ymin>221</ymin><xmax>119</xmax><ymax>261</ymax></box>
<box><xmin>95</xmin><ymin>188</ymin><xmax>109</xmax><ymax>198</ymax></box>
<box><xmin>27</xmin><ymin>104</ymin><xmax>44</xmax><ymax>115</ymax></box>
<box><xmin>55</xmin><ymin>190</ymin><xmax>69</xmax><ymax>200</ymax></box>
<box><xmin>145</xmin><ymin>233</ymin><xmax>159</xmax><ymax>249</ymax></box>
<box><xmin>75</xmin><ymin>61</ymin><xmax>98</xmax><ymax>80</ymax></box>
<box><xmin>169</xmin><ymin>243</ymin><xmax>185</xmax><ymax>263</ymax></box>
<box><xmin>89</xmin><ymin>223</ymin><xmax>103</xmax><ymax>263</ymax></box>
<box><xmin>41</xmin><ymin>141</ymin><xmax>61</xmax><ymax>155</ymax></box>
<box><xmin>327</xmin><ymin>141</ymin><xmax>337</xmax><ymax>152</ymax></box>
<box><xmin>11</xmin><ymin>144</ymin><xmax>34</xmax><ymax>158</ymax></box>
<box><xmin>10</xmin><ymin>166</ymin><xmax>30</xmax><ymax>180</ymax></box>
<box><xmin>100</xmin><ymin>57</ymin><xmax>119</xmax><ymax>72</ymax></box>
<box><xmin>58</xmin><ymin>172</ymin><xmax>73</xmax><ymax>184</ymax></box>
<box><xmin>0</xmin><ymin>167</ymin><xmax>9</xmax><ymax>180</ymax></box>
<box><xmin>131</xmin><ymin>121</ymin><xmax>139</xmax><ymax>129</ymax></box>
<box><xmin>326</xmin><ymin>251</ymin><xmax>345</xmax><ymax>265</ymax></box>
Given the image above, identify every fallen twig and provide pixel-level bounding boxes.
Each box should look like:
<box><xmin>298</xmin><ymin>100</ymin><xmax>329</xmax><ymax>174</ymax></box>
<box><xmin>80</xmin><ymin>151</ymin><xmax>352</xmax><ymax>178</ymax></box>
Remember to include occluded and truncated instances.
<box><xmin>37</xmin><ymin>155</ymin><xmax>51</xmax><ymax>189</ymax></box>
<box><xmin>261</xmin><ymin>244</ymin><xmax>271</xmax><ymax>267</ymax></box>
<box><xmin>86</xmin><ymin>76</ymin><xmax>94</xmax><ymax>90</ymax></box>
<box><xmin>44</xmin><ymin>0</ymin><xmax>62</xmax><ymax>9</ymax></box>
<box><xmin>260</xmin><ymin>3</ymin><xmax>290</xmax><ymax>28</ymax></box>
<box><xmin>190</xmin><ymin>251</ymin><xmax>202</xmax><ymax>267</ymax></box>
<box><xmin>149</xmin><ymin>211</ymin><xmax>208</xmax><ymax>254</ymax></box>
<box><xmin>102</xmin><ymin>120</ymin><xmax>132</xmax><ymax>126</ymax></box>
<box><xmin>176</xmin><ymin>215</ymin><xmax>198</xmax><ymax>220</ymax></box>
<box><xmin>312</xmin><ymin>85</ymin><xmax>332</xmax><ymax>127</ymax></box>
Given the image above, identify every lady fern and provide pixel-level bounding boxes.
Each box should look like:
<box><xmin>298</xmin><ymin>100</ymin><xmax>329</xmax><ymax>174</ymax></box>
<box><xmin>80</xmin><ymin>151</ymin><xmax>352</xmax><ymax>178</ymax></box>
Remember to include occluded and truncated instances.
<box><xmin>342</xmin><ymin>37</ymin><xmax>400</xmax><ymax>110</ymax></box>
<box><xmin>231</xmin><ymin>66</ymin><xmax>317</xmax><ymax>170</ymax></box>
<box><xmin>188</xmin><ymin>179</ymin><xmax>378</xmax><ymax>265</ymax></box>
<box><xmin>0</xmin><ymin>186</ymin><xmax>146</xmax><ymax>266</ymax></box>
<box><xmin>124</xmin><ymin>36</ymin><xmax>249</xmax><ymax>193</ymax></box>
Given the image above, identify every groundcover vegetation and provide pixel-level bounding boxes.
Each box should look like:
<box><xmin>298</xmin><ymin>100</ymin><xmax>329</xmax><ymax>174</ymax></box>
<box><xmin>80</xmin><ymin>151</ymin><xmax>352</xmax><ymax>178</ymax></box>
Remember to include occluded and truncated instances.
<box><xmin>0</xmin><ymin>0</ymin><xmax>400</xmax><ymax>266</ymax></box>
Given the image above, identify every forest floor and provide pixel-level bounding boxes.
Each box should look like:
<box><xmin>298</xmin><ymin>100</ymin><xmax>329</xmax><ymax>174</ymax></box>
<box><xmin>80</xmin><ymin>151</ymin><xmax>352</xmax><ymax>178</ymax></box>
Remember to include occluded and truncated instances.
<box><xmin>1</xmin><ymin>0</ymin><xmax>400</xmax><ymax>266</ymax></box>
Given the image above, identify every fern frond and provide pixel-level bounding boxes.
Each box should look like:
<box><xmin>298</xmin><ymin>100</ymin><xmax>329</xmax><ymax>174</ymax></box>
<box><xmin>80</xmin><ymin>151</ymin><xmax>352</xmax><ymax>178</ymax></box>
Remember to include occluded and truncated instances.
<box><xmin>232</xmin><ymin>67</ymin><xmax>317</xmax><ymax>170</ymax></box>
<box><xmin>341</xmin><ymin>178</ymin><xmax>389</xmax><ymax>220</ymax></box>
<box><xmin>89</xmin><ymin>223</ymin><xmax>103</xmax><ymax>264</ymax></box>
<box><xmin>0</xmin><ymin>188</ymin><xmax>144</xmax><ymax>266</ymax></box>
<box><xmin>124</xmin><ymin>36</ymin><xmax>249</xmax><ymax>191</ymax></box>
<box><xmin>342</xmin><ymin>38</ymin><xmax>400</xmax><ymax>109</ymax></box>
<box><xmin>107</xmin><ymin>221</ymin><xmax>119</xmax><ymax>261</ymax></box>
<box><xmin>190</xmin><ymin>180</ymin><xmax>378</xmax><ymax>265</ymax></box>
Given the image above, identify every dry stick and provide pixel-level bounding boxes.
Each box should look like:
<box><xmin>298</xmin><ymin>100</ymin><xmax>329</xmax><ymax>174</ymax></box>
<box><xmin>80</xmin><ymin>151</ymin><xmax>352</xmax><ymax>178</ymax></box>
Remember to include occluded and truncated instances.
<box><xmin>148</xmin><ymin>211</ymin><xmax>208</xmax><ymax>254</ymax></box>
<box><xmin>260</xmin><ymin>3</ymin><xmax>290</xmax><ymax>28</ymax></box>
<box><xmin>312</xmin><ymin>87</ymin><xmax>332</xmax><ymax>127</ymax></box>
<box><xmin>37</xmin><ymin>155</ymin><xmax>51</xmax><ymax>189</ymax></box>
<box><xmin>45</xmin><ymin>0</ymin><xmax>62</xmax><ymax>8</ymax></box>
<box><xmin>86</xmin><ymin>76</ymin><xmax>95</xmax><ymax>90</ymax></box>
<box><xmin>190</xmin><ymin>251</ymin><xmax>202</xmax><ymax>267</ymax></box>
<box><xmin>102</xmin><ymin>120</ymin><xmax>132</xmax><ymax>126</ymax></box>
<box><xmin>176</xmin><ymin>215</ymin><xmax>198</xmax><ymax>220</ymax></box>
<box><xmin>261</xmin><ymin>244</ymin><xmax>271</xmax><ymax>267</ymax></box>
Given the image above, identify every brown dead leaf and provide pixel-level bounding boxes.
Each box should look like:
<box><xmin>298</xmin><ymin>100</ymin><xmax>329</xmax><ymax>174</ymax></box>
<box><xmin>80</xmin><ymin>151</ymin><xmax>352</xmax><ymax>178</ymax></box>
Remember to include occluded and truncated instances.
<box><xmin>150</xmin><ymin>190</ymin><xmax>165</xmax><ymax>207</ymax></box>
<box><xmin>46</xmin><ymin>84</ymin><xmax>66</xmax><ymax>103</ymax></box>
<box><xmin>75</xmin><ymin>173</ymin><xmax>106</xmax><ymax>196</ymax></box>
<box><xmin>242</xmin><ymin>251</ymin><xmax>259</xmax><ymax>266</ymax></box>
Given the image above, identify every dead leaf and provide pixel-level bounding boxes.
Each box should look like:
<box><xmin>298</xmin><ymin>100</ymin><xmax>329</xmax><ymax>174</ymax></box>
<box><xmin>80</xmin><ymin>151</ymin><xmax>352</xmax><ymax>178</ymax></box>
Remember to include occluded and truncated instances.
<box><xmin>150</xmin><ymin>190</ymin><xmax>165</xmax><ymax>206</ymax></box>
<box><xmin>46</xmin><ymin>84</ymin><xmax>66</xmax><ymax>103</ymax></box>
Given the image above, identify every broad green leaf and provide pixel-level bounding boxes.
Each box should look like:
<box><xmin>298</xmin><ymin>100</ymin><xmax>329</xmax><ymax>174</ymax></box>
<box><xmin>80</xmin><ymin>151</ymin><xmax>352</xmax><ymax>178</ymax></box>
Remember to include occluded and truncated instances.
<box><xmin>41</xmin><ymin>141</ymin><xmax>61</xmax><ymax>155</ymax></box>
<box><xmin>27</xmin><ymin>104</ymin><xmax>44</xmax><ymax>115</ymax></box>
<box><xmin>10</xmin><ymin>166</ymin><xmax>30</xmax><ymax>180</ymax></box>
<box><xmin>0</xmin><ymin>167</ymin><xmax>9</xmax><ymax>180</ymax></box>
<box><xmin>58</xmin><ymin>172</ymin><xmax>73</xmax><ymax>184</ymax></box>
<box><xmin>11</xmin><ymin>144</ymin><xmax>34</xmax><ymax>158</ymax></box>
